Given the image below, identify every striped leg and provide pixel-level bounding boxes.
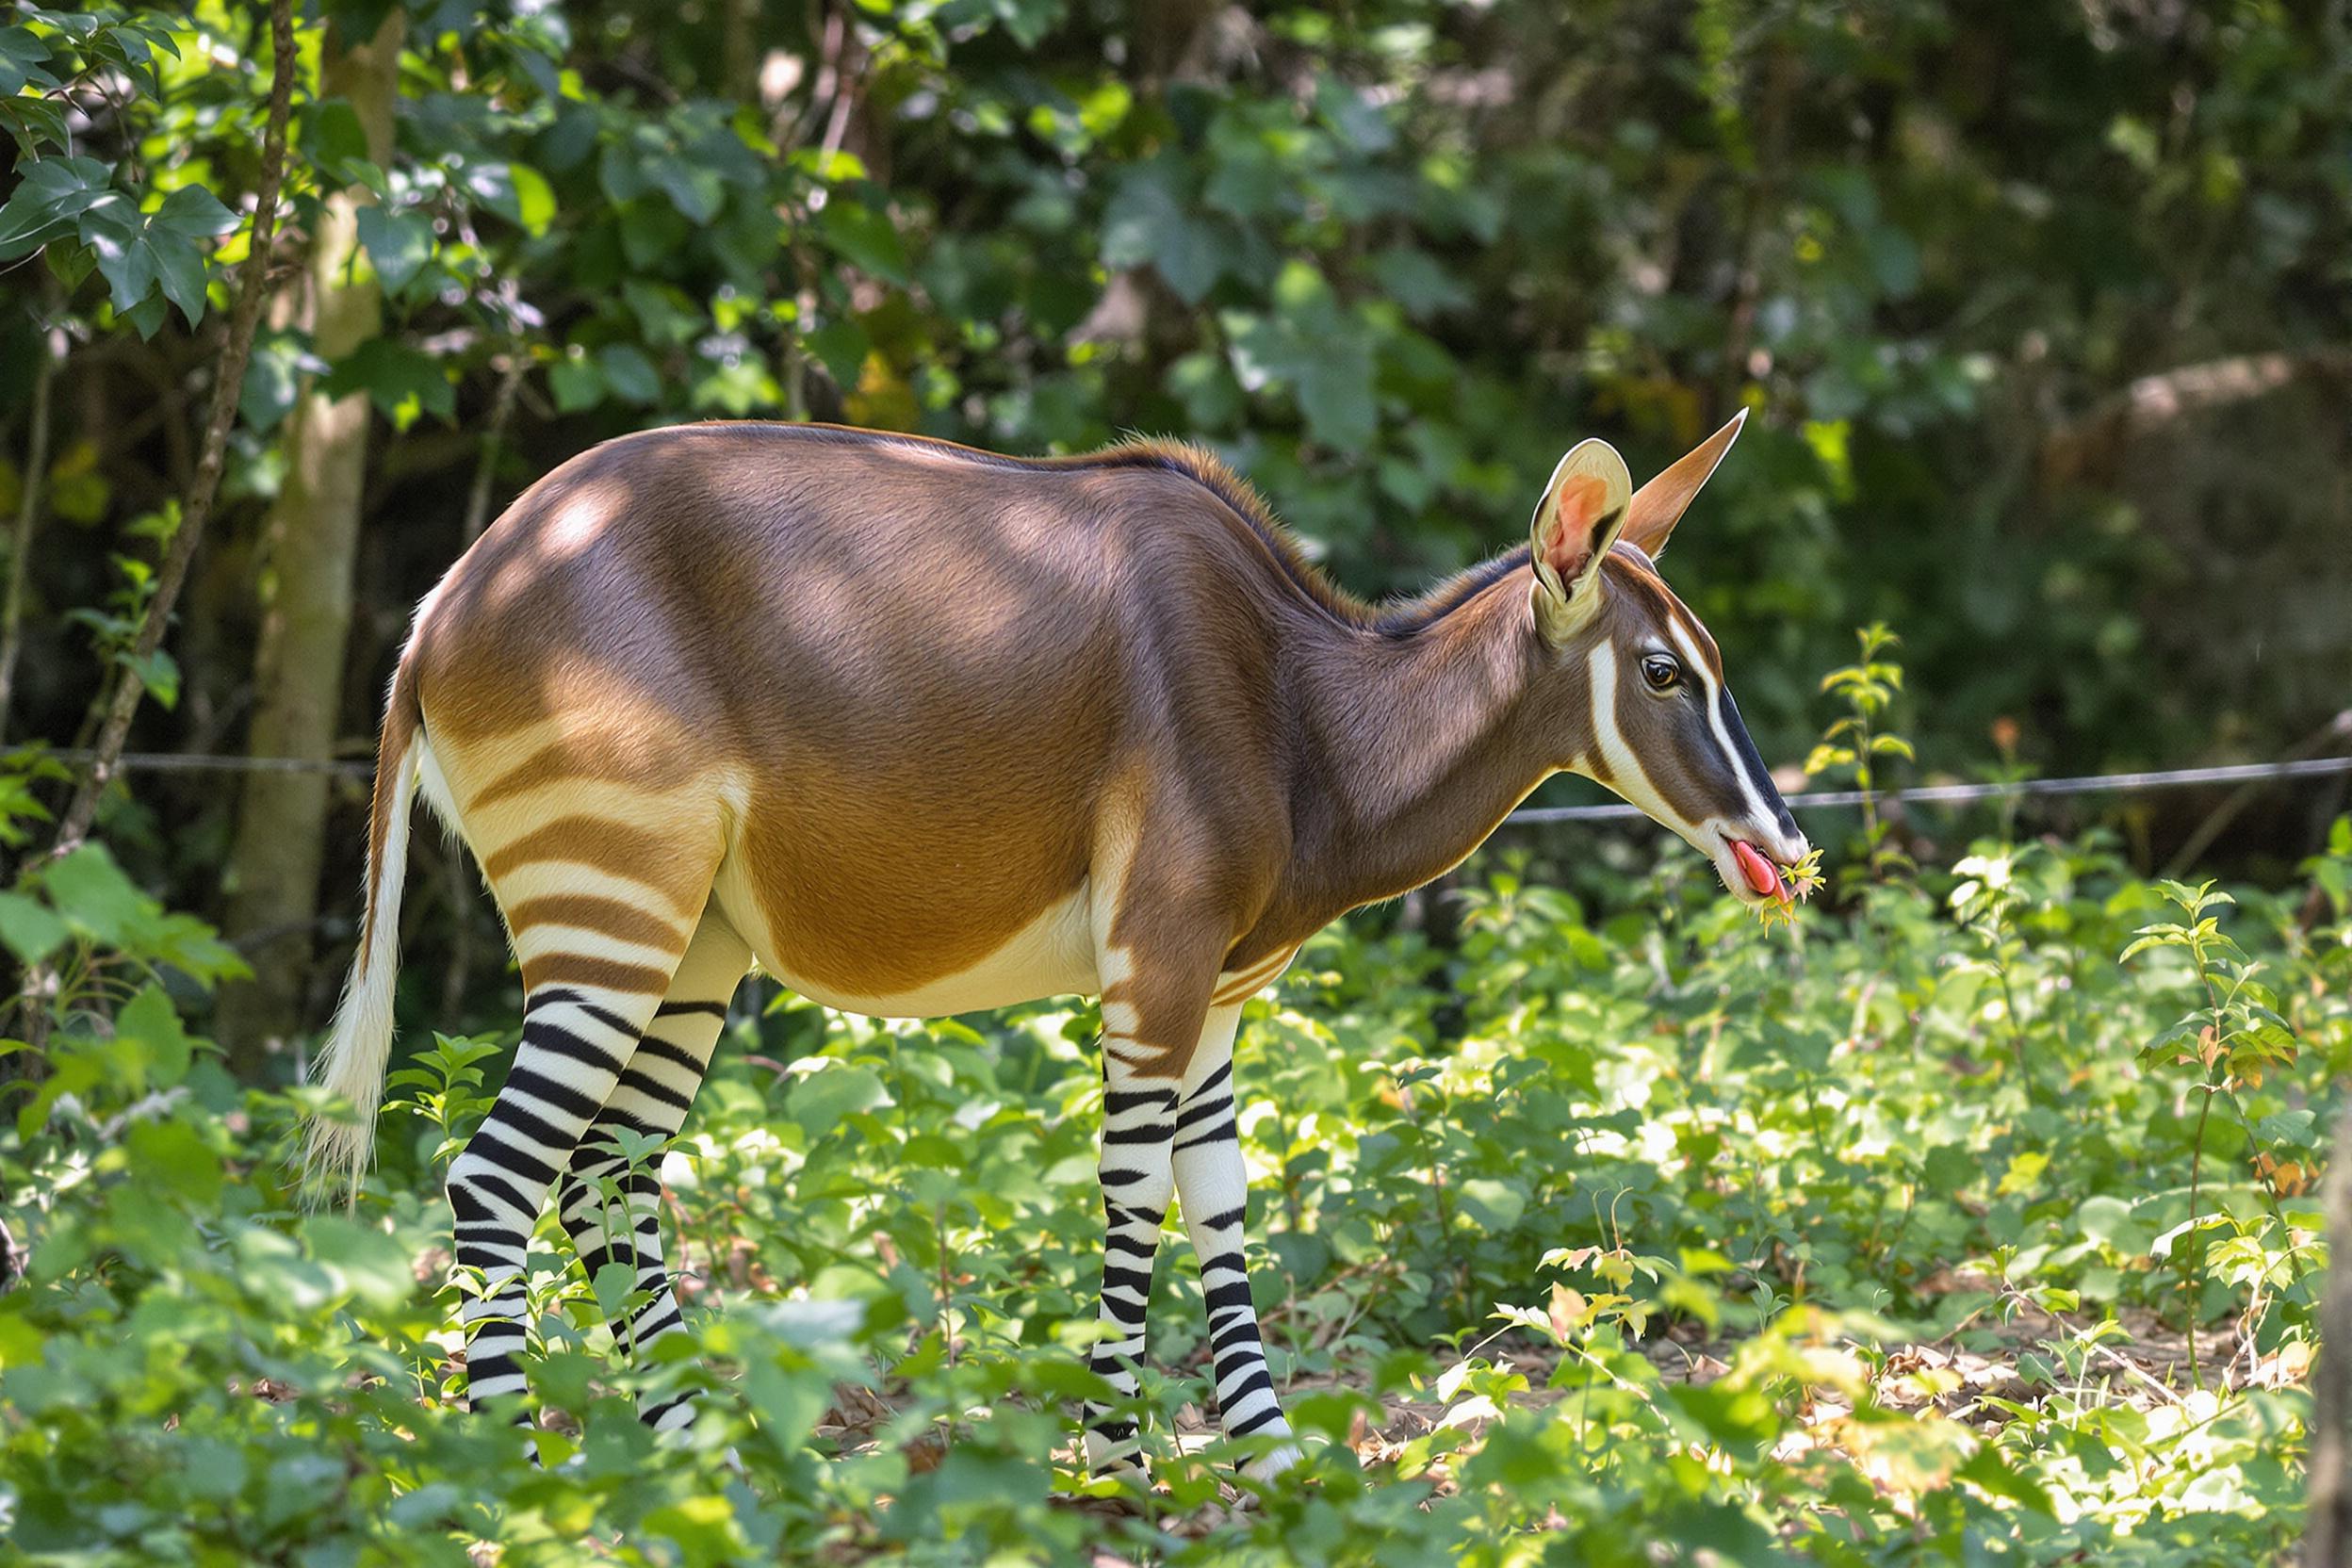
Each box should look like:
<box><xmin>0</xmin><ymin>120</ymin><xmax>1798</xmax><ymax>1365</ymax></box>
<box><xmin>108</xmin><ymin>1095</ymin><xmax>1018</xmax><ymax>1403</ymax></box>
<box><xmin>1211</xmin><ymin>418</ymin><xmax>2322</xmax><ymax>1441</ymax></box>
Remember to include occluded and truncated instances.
<box><xmin>449</xmin><ymin>971</ymin><xmax>686</xmax><ymax>1413</ymax></box>
<box><xmin>1083</xmin><ymin>1052</ymin><xmax>1178</xmax><ymax>1477</ymax></box>
<box><xmin>1081</xmin><ymin>994</ymin><xmax>1241</xmax><ymax>1478</ymax></box>
<box><xmin>1171</xmin><ymin>1026</ymin><xmax>1298</xmax><ymax>1478</ymax></box>
<box><xmin>555</xmin><ymin>909</ymin><xmax>750</xmax><ymax>1434</ymax></box>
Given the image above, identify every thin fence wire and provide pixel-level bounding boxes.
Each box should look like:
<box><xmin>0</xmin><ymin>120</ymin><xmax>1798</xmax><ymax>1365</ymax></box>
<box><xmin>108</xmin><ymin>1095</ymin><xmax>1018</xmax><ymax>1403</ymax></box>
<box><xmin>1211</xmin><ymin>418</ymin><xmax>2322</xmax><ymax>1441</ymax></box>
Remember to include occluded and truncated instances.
<box><xmin>46</xmin><ymin>749</ymin><xmax>376</xmax><ymax>778</ymax></box>
<box><xmin>1504</xmin><ymin>755</ymin><xmax>2352</xmax><ymax>825</ymax></box>
<box><xmin>35</xmin><ymin>746</ymin><xmax>2352</xmax><ymax>823</ymax></box>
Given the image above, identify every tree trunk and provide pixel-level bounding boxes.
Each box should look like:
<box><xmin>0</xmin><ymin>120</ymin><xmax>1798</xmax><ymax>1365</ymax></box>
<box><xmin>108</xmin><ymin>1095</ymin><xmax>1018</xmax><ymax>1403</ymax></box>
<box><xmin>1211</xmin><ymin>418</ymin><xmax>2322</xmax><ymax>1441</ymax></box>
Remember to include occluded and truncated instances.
<box><xmin>0</xmin><ymin>311</ymin><xmax>57</xmax><ymax>743</ymax></box>
<box><xmin>216</xmin><ymin>11</ymin><xmax>402</xmax><ymax>1073</ymax></box>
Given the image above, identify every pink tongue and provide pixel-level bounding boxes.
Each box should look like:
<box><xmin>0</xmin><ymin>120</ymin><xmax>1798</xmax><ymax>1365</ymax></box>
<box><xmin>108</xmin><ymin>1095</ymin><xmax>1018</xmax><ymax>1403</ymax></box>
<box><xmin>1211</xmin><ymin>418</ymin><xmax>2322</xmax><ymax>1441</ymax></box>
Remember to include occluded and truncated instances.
<box><xmin>1732</xmin><ymin>840</ymin><xmax>1783</xmax><ymax>898</ymax></box>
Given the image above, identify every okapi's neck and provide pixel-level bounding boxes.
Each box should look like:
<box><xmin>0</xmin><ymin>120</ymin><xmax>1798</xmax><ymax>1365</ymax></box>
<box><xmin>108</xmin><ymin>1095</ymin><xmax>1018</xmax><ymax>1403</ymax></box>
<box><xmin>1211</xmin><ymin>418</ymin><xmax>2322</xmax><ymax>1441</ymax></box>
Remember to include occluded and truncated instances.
<box><xmin>1285</xmin><ymin>560</ymin><xmax>1573</xmax><ymax>915</ymax></box>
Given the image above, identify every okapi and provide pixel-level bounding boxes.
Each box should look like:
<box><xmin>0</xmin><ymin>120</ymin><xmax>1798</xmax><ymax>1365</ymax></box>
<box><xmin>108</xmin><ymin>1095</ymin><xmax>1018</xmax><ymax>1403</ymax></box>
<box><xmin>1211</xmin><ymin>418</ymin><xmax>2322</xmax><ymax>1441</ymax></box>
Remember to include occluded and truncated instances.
<box><xmin>308</xmin><ymin>413</ymin><xmax>1806</xmax><ymax>1478</ymax></box>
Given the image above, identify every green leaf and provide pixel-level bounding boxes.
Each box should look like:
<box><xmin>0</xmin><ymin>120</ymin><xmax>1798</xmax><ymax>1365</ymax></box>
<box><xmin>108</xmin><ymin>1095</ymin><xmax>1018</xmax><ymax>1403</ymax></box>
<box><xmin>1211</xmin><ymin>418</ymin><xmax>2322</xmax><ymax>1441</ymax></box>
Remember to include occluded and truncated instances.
<box><xmin>147</xmin><ymin>229</ymin><xmax>208</xmax><ymax>327</ymax></box>
<box><xmin>596</xmin><ymin>343</ymin><xmax>662</xmax><ymax>405</ymax></box>
<box><xmin>639</xmin><ymin>1494</ymin><xmax>746</xmax><ymax>1567</ymax></box>
<box><xmin>322</xmin><ymin>339</ymin><xmax>456</xmax><ymax>429</ymax></box>
<box><xmin>817</xmin><ymin>198</ymin><xmax>909</xmax><ymax>286</ymax></box>
<box><xmin>122</xmin><ymin>289</ymin><xmax>169</xmax><ymax>340</ymax></box>
<box><xmin>591</xmin><ymin>1258</ymin><xmax>638</xmax><ymax>1322</ymax></box>
<box><xmin>240</xmin><ymin>332</ymin><xmax>329</xmax><ymax>432</ymax></box>
<box><xmin>508</xmin><ymin>162</ymin><xmax>556</xmax><ymax>236</ymax></box>
<box><xmin>548</xmin><ymin>351</ymin><xmax>606</xmax><ymax>414</ymax></box>
<box><xmin>302</xmin><ymin>96</ymin><xmax>369</xmax><ymax>169</ymax></box>
<box><xmin>789</xmin><ymin>1064</ymin><xmax>888</xmax><ymax>1138</ymax></box>
<box><xmin>1366</xmin><ymin>246</ymin><xmax>1471</xmax><ymax>319</ymax></box>
<box><xmin>354</xmin><ymin>205</ymin><xmax>433</xmax><ymax>296</ymax></box>
<box><xmin>1102</xmin><ymin>157</ymin><xmax>1221</xmax><ymax>303</ymax></box>
<box><xmin>0</xmin><ymin>156</ymin><xmax>110</xmax><ymax>260</ymax></box>
<box><xmin>123</xmin><ymin>1117</ymin><xmax>220</xmax><ymax>1205</ymax></box>
<box><xmin>77</xmin><ymin>192</ymin><xmax>156</xmax><ymax>314</ymax></box>
<box><xmin>2077</xmin><ymin>1194</ymin><xmax>2153</xmax><ymax>1255</ymax></box>
<box><xmin>43</xmin><ymin>843</ymin><xmax>148</xmax><ymax>947</ymax></box>
<box><xmin>0</xmin><ymin>24</ymin><xmax>57</xmax><ymax>97</ymax></box>
<box><xmin>645</xmin><ymin>155</ymin><xmax>727</xmax><ymax>224</ymax></box>
<box><xmin>1956</xmin><ymin>1444</ymin><xmax>2056</xmax><ymax>1515</ymax></box>
<box><xmin>975</xmin><ymin>0</ymin><xmax>1066</xmax><ymax>48</ymax></box>
<box><xmin>1455</xmin><ymin>1178</ymin><xmax>1526</xmax><ymax>1232</ymax></box>
<box><xmin>804</xmin><ymin>317</ymin><xmax>870</xmax><ymax>391</ymax></box>
<box><xmin>150</xmin><ymin>184</ymin><xmax>237</xmax><ymax>240</ymax></box>
<box><xmin>0</xmin><ymin>890</ymin><xmax>69</xmax><ymax>964</ymax></box>
<box><xmin>1292</xmin><ymin>335</ymin><xmax>1377</xmax><ymax>451</ymax></box>
<box><xmin>0</xmin><ymin>95</ymin><xmax>68</xmax><ymax>158</ymax></box>
<box><xmin>117</xmin><ymin>984</ymin><xmax>192</xmax><ymax>1088</ymax></box>
<box><xmin>123</xmin><ymin>645</ymin><xmax>178</xmax><ymax>708</ymax></box>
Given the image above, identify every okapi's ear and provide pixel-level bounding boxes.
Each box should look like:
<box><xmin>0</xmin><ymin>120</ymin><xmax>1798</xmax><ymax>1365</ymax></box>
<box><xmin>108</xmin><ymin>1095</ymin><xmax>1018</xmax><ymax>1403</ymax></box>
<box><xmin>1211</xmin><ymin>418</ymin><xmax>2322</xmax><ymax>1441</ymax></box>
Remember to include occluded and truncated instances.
<box><xmin>1622</xmin><ymin>408</ymin><xmax>1747</xmax><ymax>559</ymax></box>
<box><xmin>1529</xmin><ymin>438</ymin><xmax>1633</xmax><ymax>645</ymax></box>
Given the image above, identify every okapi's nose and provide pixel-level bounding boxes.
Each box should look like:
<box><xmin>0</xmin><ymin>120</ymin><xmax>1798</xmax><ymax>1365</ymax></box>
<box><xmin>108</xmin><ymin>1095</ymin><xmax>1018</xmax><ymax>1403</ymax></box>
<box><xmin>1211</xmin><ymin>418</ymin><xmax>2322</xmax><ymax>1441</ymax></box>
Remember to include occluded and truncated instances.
<box><xmin>1707</xmin><ymin>695</ymin><xmax>1808</xmax><ymax>901</ymax></box>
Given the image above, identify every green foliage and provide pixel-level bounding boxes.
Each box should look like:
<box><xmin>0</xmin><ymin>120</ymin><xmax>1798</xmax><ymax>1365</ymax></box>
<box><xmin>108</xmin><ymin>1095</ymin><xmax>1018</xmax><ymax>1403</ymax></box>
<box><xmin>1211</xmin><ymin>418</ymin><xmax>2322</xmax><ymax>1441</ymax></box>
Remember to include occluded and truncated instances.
<box><xmin>3</xmin><ymin>818</ymin><xmax>2340</xmax><ymax>1561</ymax></box>
<box><xmin>5</xmin><ymin>2</ymin><xmax>2350</xmax><ymax>1551</ymax></box>
<box><xmin>1806</xmin><ymin>621</ymin><xmax>1915</xmax><ymax>876</ymax></box>
<box><xmin>0</xmin><ymin>7</ymin><xmax>235</xmax><ymax>336</ymax></box>
<box><xmin>2121</xmin><ymin>879</ymin><xmax>2320</xmax><ymax>1387</ymax></box>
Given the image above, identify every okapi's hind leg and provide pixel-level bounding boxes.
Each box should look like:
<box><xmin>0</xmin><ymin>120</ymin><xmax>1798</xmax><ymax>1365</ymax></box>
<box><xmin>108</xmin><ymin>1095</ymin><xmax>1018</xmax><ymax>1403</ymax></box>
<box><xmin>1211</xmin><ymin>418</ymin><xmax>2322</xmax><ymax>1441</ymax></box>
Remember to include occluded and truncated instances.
<box><xmin>556</xmin><ymin>906</ymin><xmax>752</xmax><ymax>1435</ymax></box>
<box><xmin>446</xmin><ymin>806</ymin><xmax>725</xmax><ymax>1421</ymax></box>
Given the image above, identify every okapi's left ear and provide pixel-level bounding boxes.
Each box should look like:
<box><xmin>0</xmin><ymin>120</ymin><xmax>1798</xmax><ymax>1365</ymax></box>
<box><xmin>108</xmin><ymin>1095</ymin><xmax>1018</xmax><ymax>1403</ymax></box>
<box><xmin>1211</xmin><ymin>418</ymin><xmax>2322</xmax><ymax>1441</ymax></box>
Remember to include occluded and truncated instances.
<box><xmin>1622</xmin><ymin>408</ymin><xmax>1747</xmax><ymax>559</ymax></box>
<box><xmin>1529</xmin><ymin>438</ymin><xmax>1633</xmax><ymax>645</ymax></box>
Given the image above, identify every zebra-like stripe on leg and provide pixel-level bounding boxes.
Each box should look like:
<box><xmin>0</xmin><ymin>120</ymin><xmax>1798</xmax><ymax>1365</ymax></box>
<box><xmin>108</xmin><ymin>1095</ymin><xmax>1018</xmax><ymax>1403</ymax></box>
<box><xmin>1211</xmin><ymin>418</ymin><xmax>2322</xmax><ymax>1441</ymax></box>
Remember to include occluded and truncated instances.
<box><xmin>449</xmin><ymin>977</ymin><xmax>676</xmax><ymax>1413</ymax></box>
<box><xmin>1083</xmin><ymin>1063</ymin><xmax>1178</xmax><ymax>1477</ymax></box>
<box><xmin>552</xmin><ymin>917</ymin><xmax>747</xmax><ymax>1435</ymax></box>
<box><xmin>1171</xmin><ymin>1053</ymin><xmax>1297</xmax><ymax>1467</ymax></box>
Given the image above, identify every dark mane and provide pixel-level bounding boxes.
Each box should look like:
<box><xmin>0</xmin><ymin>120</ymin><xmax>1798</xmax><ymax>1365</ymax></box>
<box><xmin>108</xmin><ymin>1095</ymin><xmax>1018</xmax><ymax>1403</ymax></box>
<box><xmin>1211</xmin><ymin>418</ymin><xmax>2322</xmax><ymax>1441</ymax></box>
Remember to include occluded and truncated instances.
<box><xmin>727</xmin><ymin>422</ymin><xmax>1523</xmax><ymax>640</ymax></box>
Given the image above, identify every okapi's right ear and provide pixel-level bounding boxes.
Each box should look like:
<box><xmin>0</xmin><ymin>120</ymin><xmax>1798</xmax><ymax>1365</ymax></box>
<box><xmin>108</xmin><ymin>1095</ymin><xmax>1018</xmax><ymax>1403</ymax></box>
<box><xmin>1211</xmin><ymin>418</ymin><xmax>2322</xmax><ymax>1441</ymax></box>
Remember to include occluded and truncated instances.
<box><xmin>1528</xmin><ymin>438</ymin><xmax>1633</xmax><ymax>645</ymax></box>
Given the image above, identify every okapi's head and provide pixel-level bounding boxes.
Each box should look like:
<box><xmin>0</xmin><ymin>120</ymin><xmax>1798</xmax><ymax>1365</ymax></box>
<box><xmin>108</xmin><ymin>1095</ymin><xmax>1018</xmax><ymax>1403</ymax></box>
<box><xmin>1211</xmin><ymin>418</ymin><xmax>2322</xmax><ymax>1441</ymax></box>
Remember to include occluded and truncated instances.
<box><xmin>1527</xmin><ymin>412</ymin><xmax>1809</xmax><ymax>904</ymax></box>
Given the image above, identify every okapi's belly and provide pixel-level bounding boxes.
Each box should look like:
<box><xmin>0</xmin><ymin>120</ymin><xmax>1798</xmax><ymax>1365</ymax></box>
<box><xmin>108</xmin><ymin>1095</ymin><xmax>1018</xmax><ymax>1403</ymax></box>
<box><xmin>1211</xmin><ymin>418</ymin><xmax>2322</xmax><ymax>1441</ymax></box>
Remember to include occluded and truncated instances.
<box><xmin>711</xmin><ymin>865</ymin><xmax>1100</xmax><ymax>1019</ymax></box>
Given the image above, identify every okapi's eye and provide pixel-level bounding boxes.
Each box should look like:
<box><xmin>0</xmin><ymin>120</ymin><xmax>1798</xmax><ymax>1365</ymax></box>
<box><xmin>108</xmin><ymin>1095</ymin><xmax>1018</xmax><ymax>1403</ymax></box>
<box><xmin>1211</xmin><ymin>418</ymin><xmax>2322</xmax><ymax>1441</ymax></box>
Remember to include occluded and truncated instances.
<box><xmin>1640</xmin><ymin>653</ymin><xmax>1682</xmax><ymax>692</ymax></box>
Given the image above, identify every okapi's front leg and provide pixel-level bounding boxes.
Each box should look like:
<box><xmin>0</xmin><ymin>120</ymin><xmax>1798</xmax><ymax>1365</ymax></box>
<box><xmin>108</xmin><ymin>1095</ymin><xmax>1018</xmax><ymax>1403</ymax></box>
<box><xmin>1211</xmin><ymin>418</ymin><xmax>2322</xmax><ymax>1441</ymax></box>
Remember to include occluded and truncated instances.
<box><xmin>1080</xmin><ymin>934</ymin><xmax>1231</xmax><ymax>1479</ymax></box>
<box><xmin>1171</xmin><ymin>1034</ymin><xmax>1298</xmax><ymax>1477</ymax></box>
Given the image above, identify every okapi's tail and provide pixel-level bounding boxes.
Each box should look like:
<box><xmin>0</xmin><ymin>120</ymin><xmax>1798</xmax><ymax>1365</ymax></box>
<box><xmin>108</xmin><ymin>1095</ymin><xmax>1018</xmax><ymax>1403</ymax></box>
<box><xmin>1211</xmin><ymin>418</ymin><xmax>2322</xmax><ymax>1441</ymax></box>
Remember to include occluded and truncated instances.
<box><xmin>304</xmin><ymin>658</ymin><xmax>424</xmax><ymax>1201</ymax></box>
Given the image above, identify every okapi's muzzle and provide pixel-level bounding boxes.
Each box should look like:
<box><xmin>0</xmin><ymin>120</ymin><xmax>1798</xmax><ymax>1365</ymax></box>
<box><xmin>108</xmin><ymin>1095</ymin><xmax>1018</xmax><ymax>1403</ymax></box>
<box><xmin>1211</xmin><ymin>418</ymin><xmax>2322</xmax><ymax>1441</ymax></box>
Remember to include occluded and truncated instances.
<box><xmin>1656</xmin><ymin>675</ymin><xmax>1810</xmax><ymax>906</ymax></box>
<box><xmin>1705</xmin><ymin>802</ymin><xmax>1811</xmax><ymax>906</ymax></box>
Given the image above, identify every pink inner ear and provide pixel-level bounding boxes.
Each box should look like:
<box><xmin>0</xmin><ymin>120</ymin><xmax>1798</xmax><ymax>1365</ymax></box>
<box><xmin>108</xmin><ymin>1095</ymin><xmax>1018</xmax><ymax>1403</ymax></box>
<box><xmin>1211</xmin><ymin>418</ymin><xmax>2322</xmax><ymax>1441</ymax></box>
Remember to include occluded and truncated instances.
<box><xmin>1544</xmin><ymin>473</ymin><xmax>1609</xmax><ymax>578</ymax></box>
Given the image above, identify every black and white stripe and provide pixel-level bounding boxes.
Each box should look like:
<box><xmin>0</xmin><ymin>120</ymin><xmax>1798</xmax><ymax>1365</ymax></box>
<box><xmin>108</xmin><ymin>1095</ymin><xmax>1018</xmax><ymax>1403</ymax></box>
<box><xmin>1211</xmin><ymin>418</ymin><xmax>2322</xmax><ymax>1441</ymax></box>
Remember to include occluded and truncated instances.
<box><xmin>1171</xmin><ymin>1051</ymin><xmax>1295</xmax><ymax>1467</ymax></box>
<box><xmin>1081</xmin><ymin>1005</ymin><xmax>1298</xmax><ymax>1481</ymax></box>
<box><xmin>448</xmin><ymin>915</ymin><xmax>745</xmax><ymax>1427</ymax></box>
<box><xmin>450</xmin><ymin>983</ymin><xmax>660</xmax><ymax>1411</ymax></box>
<box><xmin>1083</xmin><ymin>1065</ymin><xmax>1177</xmax><ymax>1475</ymax></box>
<box><xmin>554</xmin><ymin>993</ymin><xmax>734</xmax><ymax>1433</ymax></box>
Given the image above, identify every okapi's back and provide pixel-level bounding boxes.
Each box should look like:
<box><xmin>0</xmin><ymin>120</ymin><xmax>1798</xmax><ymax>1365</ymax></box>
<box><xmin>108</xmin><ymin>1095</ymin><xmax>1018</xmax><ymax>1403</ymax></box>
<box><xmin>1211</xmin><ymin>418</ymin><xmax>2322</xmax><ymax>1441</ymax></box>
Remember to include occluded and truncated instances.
<box><xmin>404</xmin><ymin>423</ymin><xmax>1265</xmax><ymax>1007</ymax></box>
<box><xmin>412</xmin><ymin>425</ymin><xmax>1134</xmax><ymax>747</ymax></box>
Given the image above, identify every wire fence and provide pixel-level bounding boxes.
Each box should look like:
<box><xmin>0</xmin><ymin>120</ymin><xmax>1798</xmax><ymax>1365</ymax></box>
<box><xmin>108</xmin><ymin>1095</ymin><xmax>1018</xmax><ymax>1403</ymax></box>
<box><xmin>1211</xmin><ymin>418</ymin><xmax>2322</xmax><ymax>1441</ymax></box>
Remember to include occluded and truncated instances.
<box><xmin>1504</xmin><ymin>755</ymin><xmax>2352</xmax><ymax>825</ymax></box>
<box><xmin>47</xmin><ymin>749</ymin><xmax>375</xmax><ymax>778</ymax></box>
<box><xmin>39</xmin><ymin>746</ymin><xmax>2352</xmax><ymax>825</ymax></box>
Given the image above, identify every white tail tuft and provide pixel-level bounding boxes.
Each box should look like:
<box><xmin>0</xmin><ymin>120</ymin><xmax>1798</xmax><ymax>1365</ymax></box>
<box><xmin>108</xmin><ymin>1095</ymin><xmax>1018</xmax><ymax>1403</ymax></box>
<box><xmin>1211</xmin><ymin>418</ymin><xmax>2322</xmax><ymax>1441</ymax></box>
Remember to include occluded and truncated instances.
<box><xmin>303</xmin><ymin>723</ymin><xmax>422</xmax><ymax>1203</ymax></box>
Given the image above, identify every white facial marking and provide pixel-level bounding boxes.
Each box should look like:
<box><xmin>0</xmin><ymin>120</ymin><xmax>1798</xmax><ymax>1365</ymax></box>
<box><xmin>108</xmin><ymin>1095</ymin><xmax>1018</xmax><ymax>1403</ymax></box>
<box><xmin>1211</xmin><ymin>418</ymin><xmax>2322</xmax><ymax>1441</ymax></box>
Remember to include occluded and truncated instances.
<box><xmin>1664</xmin><ymin>614</ymin><xmax>1778</xmax><ymax>830</ymax></box>
<box><xmin>1584</xmin><ymin>641</ymin><xmax>1704</xmax><ymax>842</ymax></box>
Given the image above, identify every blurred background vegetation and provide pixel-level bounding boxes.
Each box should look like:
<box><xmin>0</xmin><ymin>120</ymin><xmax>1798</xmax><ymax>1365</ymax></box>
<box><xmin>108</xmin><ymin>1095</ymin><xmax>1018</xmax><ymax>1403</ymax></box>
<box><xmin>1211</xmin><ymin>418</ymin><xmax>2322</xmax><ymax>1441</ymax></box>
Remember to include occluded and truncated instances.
<box><xmin>1</xmin><ymin>0</ymin><xmax>2347</xmax><ymax>1057</ymax></box>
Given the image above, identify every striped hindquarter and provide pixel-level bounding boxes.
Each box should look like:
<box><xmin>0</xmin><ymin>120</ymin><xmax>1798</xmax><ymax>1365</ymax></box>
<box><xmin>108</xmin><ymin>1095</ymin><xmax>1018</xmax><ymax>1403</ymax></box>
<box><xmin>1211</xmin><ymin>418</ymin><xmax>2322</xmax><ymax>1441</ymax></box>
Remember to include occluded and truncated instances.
<box><xmin>437</xmin><ymin>747</ymin><xmax>741</xmax><ymax>1423</ymax></box>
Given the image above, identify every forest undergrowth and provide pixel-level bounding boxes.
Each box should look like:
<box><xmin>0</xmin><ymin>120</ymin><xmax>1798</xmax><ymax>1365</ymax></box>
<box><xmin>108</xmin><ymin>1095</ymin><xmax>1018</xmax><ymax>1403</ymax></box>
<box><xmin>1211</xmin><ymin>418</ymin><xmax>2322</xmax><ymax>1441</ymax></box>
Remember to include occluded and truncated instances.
<box><xmin>2</xmin><ymin>807</ymin><xmax>2347</xmax><ymax>1565</ymax></box>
